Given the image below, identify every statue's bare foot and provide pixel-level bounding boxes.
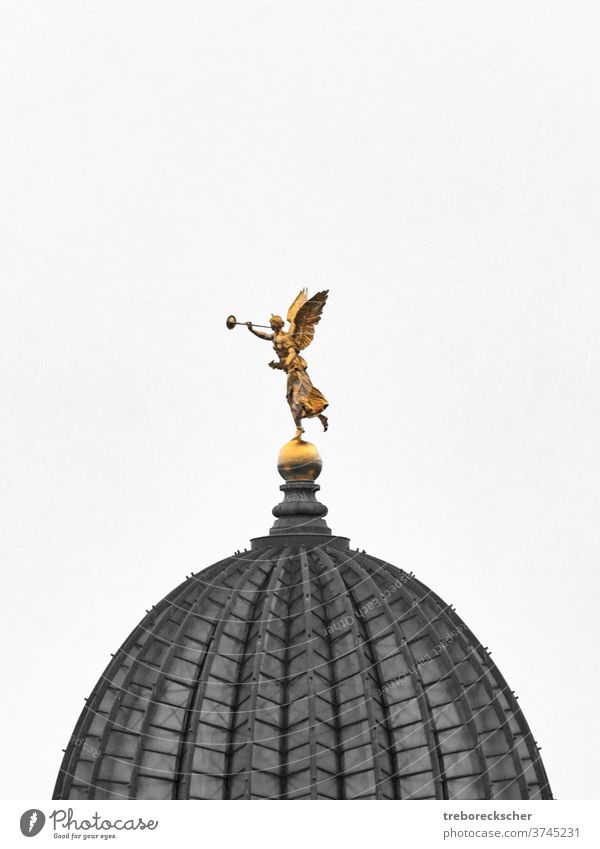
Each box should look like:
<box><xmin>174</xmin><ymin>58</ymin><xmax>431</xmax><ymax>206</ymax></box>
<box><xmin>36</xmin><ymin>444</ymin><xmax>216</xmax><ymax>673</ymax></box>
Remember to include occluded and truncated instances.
<box><xmin>294</xmin><ymin>425</ymin><xmax>305</xmax><ymax>439</ymax></box>
<box><xmin>319</xmin><ymin>414</ymin><xmax>329</xmax><ymax>432</ymax></box>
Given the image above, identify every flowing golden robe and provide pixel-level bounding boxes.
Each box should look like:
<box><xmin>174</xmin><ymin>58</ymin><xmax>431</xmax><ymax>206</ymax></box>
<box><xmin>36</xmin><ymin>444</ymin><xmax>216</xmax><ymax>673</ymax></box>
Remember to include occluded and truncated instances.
<box><xmin>273</xmin><ymin>333</ymin><xmax>328</xmax><ymax>422</ymax></box>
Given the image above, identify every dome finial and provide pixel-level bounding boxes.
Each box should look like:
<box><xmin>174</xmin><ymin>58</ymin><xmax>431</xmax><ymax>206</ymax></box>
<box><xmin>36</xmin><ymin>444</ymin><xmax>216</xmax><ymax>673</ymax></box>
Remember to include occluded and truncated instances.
<box><xmin>265</xmin><ymin>434</ymin><xmax>330</xmax><ymax>537</ymax></box>
<box><xmin>277</xmin><ymin>434</ymin><xmax>322</xmax><ymax>481</ymax></box>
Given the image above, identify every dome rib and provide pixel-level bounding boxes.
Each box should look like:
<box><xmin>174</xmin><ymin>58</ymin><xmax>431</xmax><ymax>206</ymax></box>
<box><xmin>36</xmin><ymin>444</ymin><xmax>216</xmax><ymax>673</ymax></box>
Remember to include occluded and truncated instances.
<box><xmin>321</xmin><ymin>549</ymin><xmax>393</xmax><ymax>798</ymax></box>
<box><xmin>345</xmin><ymin>553</ymin><xmax>447</xmax><ymax>799</ymax></box>
<box><xmin>359</xmin><ymin>553</ymin><xmax>474</xmax><ymax>799</ymax></box>
<box><xmin>299</xmin><ymin>548</ymin><xmax>320</xmax><ymax>799</ymax></box>
<box><xmin>285</xmin><ymin>551</ymin><xmax>321</xmax><ymax>798</ymax></box>
<box><xmin>278</xmin><ymin>558</ymin><xmax>293</xmax><ymax>797</ymax></box>
<box><xmin>177</xmin><ymin>546</ymin><xmax>279</xmax><ymax>799</ymax></box>
<box><xmin>326</xmin><ymin>548</ymin><xmax>431</xmax><ymax>798</ymax></box>
<box><xmin>237</xmin><ymin>548</ymin><xmax>290</xmax><ymax>799</ymax></box>
<box><xmin>311</xmin><ymin>550</ymin><xmax>346</xmax><ymax>799</ymax></box>
<box><xmin>381</xmin><ymin>564</ymin><xmax>492</xmax><ymax>799</ymax></box>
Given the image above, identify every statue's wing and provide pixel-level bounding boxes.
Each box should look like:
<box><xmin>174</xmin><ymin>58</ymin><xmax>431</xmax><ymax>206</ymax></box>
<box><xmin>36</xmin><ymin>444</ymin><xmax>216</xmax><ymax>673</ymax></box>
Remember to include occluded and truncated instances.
<box><xmin>291</xmin><ymin>289</ymin><xmax>329</xmax><ymax>350</ymax></box>
<box><xmin>287</xmin><ymin>288</ymin><xmax>308</xmax><ymax>334</ymax></box>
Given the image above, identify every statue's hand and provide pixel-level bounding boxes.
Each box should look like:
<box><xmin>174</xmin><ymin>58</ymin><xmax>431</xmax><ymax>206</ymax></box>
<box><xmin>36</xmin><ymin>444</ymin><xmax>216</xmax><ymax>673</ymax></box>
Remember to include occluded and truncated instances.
<box><xmin>268</xmin><ymin>360</ymin><xmax>279</xmax><ymax>369</ymax></box>
<box><xmin>246</xmin><ymin>321</ymin><xmax>253</xmax><ymax>330</ymax></box>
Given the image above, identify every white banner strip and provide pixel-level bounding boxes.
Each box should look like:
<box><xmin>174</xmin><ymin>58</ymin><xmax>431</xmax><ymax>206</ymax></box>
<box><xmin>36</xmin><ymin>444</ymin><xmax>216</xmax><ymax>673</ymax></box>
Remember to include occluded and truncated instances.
<box><xmin>1</xmin><ymin>800</ymin><xmax>599</xmax><ymax>848</ymax></box>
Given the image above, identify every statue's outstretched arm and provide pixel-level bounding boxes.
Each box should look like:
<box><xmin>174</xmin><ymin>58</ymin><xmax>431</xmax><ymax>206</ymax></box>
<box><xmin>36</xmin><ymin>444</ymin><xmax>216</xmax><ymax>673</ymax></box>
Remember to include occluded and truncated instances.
<box><xmin>246</xmin><ymin>322</ymin><xmax>273</xmax><ymax>341</ymax></box>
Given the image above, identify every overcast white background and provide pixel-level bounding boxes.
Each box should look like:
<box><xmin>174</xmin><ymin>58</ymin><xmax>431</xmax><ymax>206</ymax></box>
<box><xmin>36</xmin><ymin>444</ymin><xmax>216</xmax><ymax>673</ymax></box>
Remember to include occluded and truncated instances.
<box><xmin>1</xmin><ymin>0</ymin><xmax>599</xmax><ymax>801</ymax></box>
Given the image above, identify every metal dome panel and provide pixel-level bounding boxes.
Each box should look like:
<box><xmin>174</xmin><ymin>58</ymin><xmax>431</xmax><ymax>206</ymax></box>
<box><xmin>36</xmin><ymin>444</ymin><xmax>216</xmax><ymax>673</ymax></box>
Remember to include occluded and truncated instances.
<box><xmin>54</xmin><ymin>538</ymin><xmax>551</xmax><ymax>800</ymax></box>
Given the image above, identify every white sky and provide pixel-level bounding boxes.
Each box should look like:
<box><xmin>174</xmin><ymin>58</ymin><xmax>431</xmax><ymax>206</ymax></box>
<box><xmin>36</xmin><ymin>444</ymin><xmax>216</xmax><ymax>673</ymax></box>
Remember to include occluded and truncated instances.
<box><xmin>1</xmin><ymin>0</ymin><xmax>599</xmax><ymax>800</ymax></box>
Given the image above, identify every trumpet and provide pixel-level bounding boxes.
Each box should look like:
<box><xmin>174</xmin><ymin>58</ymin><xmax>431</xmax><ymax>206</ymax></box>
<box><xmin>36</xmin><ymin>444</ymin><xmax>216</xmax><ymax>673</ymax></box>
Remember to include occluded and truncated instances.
<box><xmin>226</xmin><ymin>315</ymin><xmax>271</xmax><ymax>330</ymax></box>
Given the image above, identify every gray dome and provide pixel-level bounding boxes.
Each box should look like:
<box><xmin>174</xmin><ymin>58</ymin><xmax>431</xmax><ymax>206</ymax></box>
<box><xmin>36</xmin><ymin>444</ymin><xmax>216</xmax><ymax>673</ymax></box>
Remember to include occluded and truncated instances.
<box><xmin>54</xmin><ymin>479</ymin><xmax>551</xmax><ymax>800</ymax></box>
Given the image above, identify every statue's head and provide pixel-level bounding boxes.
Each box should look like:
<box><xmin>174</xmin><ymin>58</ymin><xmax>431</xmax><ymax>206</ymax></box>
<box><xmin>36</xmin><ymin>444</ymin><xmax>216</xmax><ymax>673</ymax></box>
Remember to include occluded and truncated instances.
<box><xmin>270</xmin><ymin>314</ymin><xmax>285</xmax><ymax>331</ymax></box>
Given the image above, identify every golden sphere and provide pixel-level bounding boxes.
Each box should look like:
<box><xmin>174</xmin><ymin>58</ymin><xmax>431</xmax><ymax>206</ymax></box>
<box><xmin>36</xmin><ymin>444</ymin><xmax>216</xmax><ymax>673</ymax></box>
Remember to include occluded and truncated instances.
<box><xmin>277</xmin><ymin>437</ymin><xmax>322</xmax><ymax>481</ymax></box>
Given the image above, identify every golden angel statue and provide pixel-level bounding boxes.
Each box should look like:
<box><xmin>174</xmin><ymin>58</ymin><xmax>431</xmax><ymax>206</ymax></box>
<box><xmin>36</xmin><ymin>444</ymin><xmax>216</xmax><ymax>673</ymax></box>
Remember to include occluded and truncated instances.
<box><xmin>246</xmin><ymin>289</ymin><xmax>329</xmax><ymax>438</ymax></box>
